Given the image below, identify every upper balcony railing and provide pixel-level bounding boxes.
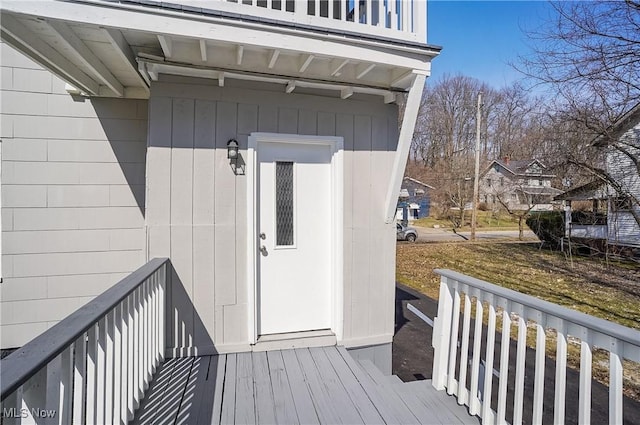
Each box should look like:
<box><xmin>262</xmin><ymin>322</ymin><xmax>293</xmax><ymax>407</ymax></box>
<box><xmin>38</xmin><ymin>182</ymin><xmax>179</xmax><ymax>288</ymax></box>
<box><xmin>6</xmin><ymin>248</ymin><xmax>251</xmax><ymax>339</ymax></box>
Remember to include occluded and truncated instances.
<box><xmin>147</xmin><ymin>0</ymin><xmax>428</xmax><ymax>43</ymax></box>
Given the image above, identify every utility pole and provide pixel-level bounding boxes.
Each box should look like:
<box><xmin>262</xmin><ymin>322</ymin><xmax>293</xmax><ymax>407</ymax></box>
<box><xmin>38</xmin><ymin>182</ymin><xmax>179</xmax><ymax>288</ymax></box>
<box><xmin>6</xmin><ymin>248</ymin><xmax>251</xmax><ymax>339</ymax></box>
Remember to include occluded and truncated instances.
<box><xmin>471</xmin><ymin>92</ymin><xmax>482</xmax><ymax>241</ymax></box>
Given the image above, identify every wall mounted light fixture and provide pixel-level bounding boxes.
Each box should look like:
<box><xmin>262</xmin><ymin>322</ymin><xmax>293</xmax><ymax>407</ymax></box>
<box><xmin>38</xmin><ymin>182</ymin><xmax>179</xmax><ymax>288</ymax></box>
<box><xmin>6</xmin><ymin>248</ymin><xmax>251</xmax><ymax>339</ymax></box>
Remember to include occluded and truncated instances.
<box><xmin>227</xmin><ymin>139</ymin><xmax>239</xmax><ymax>161</ymax></box>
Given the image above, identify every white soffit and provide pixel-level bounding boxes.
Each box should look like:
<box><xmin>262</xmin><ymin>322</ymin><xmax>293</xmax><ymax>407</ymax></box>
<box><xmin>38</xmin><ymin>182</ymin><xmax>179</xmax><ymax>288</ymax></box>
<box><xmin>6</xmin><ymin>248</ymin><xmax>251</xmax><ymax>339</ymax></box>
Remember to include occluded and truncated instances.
<box><xmin>0</xmin><ymin>0</ymin><xmax>435</xmax><ymax>99</ymax></box>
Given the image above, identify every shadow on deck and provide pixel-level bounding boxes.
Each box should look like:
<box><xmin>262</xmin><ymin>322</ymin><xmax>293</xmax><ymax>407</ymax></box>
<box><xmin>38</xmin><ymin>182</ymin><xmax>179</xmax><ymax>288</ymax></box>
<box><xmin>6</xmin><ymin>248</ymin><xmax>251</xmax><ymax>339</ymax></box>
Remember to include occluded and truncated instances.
<box><xmin>132</xmin><ymin>346</ymin><xmax>479</xmax><ymax>425</ymax></box>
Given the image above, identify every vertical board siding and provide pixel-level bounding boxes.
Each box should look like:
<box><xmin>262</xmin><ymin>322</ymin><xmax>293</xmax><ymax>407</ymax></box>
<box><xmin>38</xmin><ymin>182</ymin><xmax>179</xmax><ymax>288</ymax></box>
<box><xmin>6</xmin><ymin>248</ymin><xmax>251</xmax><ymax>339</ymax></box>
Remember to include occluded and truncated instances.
<box><xmin>145</xmin><ymin>77</ymin><xmax>398</xmax><ymax>353</ymax></box>
<box><xmin>0</xmin><ymin>42</ymin><xmax>147</xmax><ymax>348</ymax></box>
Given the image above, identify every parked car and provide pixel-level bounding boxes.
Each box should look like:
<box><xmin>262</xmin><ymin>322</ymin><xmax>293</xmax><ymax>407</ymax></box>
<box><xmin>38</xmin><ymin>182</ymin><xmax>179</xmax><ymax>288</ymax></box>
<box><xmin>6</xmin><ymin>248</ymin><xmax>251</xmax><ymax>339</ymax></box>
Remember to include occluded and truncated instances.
<box><xmin>397</xmin><ymin>223</ymin><xmax>418</xmax><ymax>242</ymax></box>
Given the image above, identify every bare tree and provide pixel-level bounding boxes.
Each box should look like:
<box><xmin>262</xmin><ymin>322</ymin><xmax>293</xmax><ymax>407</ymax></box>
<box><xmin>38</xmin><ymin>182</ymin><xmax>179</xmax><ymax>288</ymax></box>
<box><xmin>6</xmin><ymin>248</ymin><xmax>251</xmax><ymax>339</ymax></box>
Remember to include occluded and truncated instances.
<box><xmin>521</xmin><ymin>1</ymin><xmax>640</xmax><ymax>117</ymax></box>
<box><xmin>520</xmin><ymin>1</ymin><xmax>640</xmax><ymax>231</ymax></box>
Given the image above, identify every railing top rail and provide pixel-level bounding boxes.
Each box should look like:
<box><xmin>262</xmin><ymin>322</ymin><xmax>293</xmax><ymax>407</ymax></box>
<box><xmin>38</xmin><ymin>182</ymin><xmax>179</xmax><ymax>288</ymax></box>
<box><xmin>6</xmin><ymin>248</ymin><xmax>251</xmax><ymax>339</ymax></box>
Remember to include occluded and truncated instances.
<box><xmin>0</xmin><ymin>257</ymin><xmax>169</xmax><ymax>400</ymax></box>
<box><xmin>435</xmin><ymin>268</ymin><xmax>640</xmax><ymax>349</ymax></box>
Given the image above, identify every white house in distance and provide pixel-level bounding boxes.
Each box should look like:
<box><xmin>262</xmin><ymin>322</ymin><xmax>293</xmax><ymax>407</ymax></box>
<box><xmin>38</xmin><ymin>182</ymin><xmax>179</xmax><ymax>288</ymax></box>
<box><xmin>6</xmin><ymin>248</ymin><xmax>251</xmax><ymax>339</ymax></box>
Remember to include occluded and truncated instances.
<box><xmin>557</xmin><ymin>103</ymin><xmax>640</xmax><ymax>250</ymax></box>
<box><xmin>479</xmin><ymin>158</ymin><xmax>563</xmax><ymax>212</ymax></box>
<box><xmin>0</xmin><ymin>0</ymin><xmax>439</xmax><ymax>372</ymax></box>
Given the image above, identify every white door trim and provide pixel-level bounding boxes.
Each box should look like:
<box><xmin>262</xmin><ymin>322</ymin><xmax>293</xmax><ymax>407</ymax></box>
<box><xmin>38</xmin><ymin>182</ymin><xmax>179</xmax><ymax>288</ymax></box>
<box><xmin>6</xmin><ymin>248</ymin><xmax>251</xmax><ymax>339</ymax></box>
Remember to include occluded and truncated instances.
<box><xmin>246</xmin><ymin>133</ymin><xmax>344</xmax><ymax>345</ymax></box>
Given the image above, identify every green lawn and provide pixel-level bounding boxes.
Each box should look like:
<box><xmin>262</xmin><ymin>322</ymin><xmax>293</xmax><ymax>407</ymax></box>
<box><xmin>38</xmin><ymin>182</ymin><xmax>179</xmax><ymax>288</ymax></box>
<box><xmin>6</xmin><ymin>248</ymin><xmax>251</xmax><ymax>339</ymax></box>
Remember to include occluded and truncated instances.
<box><xmin>413</xmin><ymin>210</ymin><xmax>521</xmax><ymax>231</ymax></box>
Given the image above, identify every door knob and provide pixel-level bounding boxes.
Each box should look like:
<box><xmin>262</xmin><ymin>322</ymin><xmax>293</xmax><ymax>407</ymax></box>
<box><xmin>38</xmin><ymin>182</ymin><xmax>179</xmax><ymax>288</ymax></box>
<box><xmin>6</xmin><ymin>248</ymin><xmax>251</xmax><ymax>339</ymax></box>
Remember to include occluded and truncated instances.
<box><xmin>259</xmin><ymin>232</ymin><xmax>266</xmax><ymax>240</ymax></box>
<box><xmin>260</xmin><ymin>245</ymin><xmax>268</xmax><ymax>256</ymax></box>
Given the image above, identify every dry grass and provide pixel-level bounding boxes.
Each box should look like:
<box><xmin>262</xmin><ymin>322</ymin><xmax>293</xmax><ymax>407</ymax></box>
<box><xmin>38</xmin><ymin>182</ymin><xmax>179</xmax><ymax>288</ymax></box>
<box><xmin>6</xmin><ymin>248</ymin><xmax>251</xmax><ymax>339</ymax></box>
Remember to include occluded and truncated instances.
<box><xmin>396</xmin><ymin>242</ymin><xmax>640</xmax><ymax>400</ymax></box>
<box><xmin>397</xmin><ymin>243</ymin><xmax>640</xmax><ymax>329</ymax></box>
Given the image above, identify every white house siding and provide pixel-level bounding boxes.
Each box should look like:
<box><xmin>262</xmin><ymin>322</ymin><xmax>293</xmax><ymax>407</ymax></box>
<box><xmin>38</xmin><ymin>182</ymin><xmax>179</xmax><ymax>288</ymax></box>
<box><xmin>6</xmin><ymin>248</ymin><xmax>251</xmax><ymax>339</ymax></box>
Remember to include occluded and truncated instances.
<box><xmin>0</xmin><ymin>43</ymin><xmax>147</xmax><ymax>348</ymax></box>
<box><xmin>607</xmin><ymin>123</ymin><xmax>640</xmax><ymax>247</ymax></box>
<box><xmin>147</xmin><ymin>76</ymin><xmax>398</xmax><ymax>355</ymax></box>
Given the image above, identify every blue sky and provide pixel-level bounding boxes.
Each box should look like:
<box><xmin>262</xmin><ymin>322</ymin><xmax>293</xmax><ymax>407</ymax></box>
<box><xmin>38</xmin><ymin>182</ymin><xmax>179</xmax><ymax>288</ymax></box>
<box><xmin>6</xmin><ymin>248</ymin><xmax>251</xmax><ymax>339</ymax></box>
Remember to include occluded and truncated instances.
<box><xmin>427</xmin><ymin>1</ymin><xmax>553</xmax><ymax>89</ymax></box>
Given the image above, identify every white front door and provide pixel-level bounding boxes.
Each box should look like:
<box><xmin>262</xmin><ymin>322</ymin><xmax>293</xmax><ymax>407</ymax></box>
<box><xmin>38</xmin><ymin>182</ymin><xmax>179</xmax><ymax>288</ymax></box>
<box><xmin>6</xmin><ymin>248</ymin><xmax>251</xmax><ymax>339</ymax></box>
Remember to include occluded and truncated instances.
<box><xmin>257</xmin><ymin>141</ymin><xmax>332</xmax><ymax>335</ymax></box>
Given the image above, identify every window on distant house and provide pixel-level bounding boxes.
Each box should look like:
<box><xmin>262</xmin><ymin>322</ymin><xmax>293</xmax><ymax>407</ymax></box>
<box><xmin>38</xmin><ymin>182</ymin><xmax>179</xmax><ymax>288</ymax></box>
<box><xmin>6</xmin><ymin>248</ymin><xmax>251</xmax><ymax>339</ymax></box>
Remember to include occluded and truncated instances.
<box><xmin>500</xmin><ymin>177</ymin><xmax>504</xmax><ymax>186</ymax></box>
<box><xmin>486</xmin><ymin>178</ymin><xmax>492</xmax><ymax>186</ymax></box>
<box><xmin>612</xmin><ymin>196</ymin><xmax>633</xmax><ymax>211</ymax></box>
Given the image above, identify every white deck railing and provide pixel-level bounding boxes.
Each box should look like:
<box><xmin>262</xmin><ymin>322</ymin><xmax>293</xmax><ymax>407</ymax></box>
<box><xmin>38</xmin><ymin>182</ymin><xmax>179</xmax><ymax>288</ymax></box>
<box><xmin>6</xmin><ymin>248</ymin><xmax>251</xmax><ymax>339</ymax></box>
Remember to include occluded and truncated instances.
<box><xmin>569</xmin><ymin>224</ymin><xmax>608</xmax><ymax>239</ymax></box>
<box><xmin>432</xmin><ymin>269</ymin><xmax>640</xmax><ymax>425</ymax></box>
<box><xmin>0</xmin><ymin>258</ymin><xmax>168</xmax><ymax>425</ymax></box>
<box><xmin>158</xmin><ymin>0</ymin><xmax>427</xmax><ymax>43</ymax></box>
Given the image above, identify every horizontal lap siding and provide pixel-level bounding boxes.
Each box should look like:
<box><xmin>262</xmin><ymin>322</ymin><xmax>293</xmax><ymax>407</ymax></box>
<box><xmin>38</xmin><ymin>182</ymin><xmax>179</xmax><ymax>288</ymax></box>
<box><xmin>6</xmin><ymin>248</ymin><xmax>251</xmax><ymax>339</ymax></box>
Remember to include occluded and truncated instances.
<box><xmin>149</xmin><ymin>76</ymin><xmax>398</xmax><ymax>353</ymax></box>
<box><xmin>607</xmin><ymin>126</ymin><xmax>640</xmax><ymax>247</ymax></box>
<box><xmin>0</xmin><ymin>42</ymin><xmax>147</xmax><ymax>348</ymax></box>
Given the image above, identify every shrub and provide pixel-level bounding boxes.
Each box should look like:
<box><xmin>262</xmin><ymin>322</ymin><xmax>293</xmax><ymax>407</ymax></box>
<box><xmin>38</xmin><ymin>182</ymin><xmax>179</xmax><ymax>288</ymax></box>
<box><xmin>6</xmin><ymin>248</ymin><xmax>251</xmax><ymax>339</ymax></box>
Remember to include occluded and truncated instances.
<box><xmin>526</xmin><ymin>211</ymin><xmax>565</xmax><ymax>248</ymax></box>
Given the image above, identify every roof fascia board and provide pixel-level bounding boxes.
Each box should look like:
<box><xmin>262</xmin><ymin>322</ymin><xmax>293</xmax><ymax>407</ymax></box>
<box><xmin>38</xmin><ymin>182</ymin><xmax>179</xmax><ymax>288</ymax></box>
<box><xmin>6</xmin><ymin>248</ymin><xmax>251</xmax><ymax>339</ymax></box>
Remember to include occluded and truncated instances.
<box><xmin>1</xmin><ymin>1</ymin><xmax>434</xmax><ymax>72</ymax></box>
<box><xmin>384</xmin><ymin>72</ymin><xmax>427</xmax><ymax>223</ymax></box>
<box><xmin>403</xmin><ymin>176</ymin><xmax>435</xmax><ymax>190</ymax></box>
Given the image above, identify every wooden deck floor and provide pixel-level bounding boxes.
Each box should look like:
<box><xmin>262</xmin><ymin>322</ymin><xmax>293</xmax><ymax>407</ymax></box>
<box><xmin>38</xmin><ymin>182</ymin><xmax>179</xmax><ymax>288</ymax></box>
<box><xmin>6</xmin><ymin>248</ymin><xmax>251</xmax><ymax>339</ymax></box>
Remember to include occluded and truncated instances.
<box><xmin>132</xmin><ymin>346</ymin><xmax>479</xmax><ymax>425</ymax></box>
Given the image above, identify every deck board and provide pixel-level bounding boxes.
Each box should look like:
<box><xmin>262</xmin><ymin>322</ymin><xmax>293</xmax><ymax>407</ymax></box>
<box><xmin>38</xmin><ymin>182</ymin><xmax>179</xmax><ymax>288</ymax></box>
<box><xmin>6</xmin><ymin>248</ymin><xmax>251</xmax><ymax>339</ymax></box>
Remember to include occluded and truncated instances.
<box><xmin>280</xmin><ymin>349</ymin><xmax>320</xmax><ymax>425</ymax></box>
<box><xmin>220</xmin><ymin>353</ymin><xmax>237</xmax><ymax>425</ymax></box>
<box><xmin>266</xmin><ymin>350</ymin><xmax>301</xmax><ymax>425</ymax></box>
<box><xmin>309</xmin><ymin>347</ymin><xmax>364</xmax><ymax>424</ymax></box>
<box><xmin>252</xmin><ymin>351</ymin><xmax>277</xmax><ymax>424</ymax></box>
<box><xmin>295</xmin><ymin>348</ymin><xmax>343</xmax><ymax>424</ymax></box>
<box><xmin>322</xmin><ymin>347</ymin><xmax>384</xmax><ymax>424</ymax></box>
<box><xmin>133</xmin><ymin>346</ymin><xmax>479</xmax><ymax>425</ymax></box>
<box><xmin>206</xmin><ymin>354</ymin><xmax>226</xmax><ymax>425</ymax></box>
<box><xmin>235</xmin><ymin>352</ymin><xmax>256</xmax><ymax>424</ymax></box>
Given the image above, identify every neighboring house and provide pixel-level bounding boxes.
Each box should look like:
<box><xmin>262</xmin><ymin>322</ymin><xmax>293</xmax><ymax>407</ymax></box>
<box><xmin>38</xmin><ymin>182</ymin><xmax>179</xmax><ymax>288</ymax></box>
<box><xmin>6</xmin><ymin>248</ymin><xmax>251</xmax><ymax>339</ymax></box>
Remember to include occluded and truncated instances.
<box><xmin>395</xmin><ymin>176</ymin><xmax>433</xmax><ymax>220</ymax></box>
<box><xmin>556</xmin><ymin>104</ymin><xmax>640</xmax><ymax>249</ymax></box>
<box><xmin>0</xmin><ymin>0</ymin><xmax>438</xmax><ymax>373</ymax></box>
<box><xmin>479</xmin><ymin>158</ymin><xmax>563</xmax><ymax>212</ymax></box>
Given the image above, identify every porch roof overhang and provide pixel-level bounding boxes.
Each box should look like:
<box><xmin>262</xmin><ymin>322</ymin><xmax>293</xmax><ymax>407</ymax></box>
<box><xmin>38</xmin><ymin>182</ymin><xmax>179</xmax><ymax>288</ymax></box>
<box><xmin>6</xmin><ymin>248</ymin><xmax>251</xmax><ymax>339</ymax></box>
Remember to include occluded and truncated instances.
<box><xmin>554</xmin><ymin>181</ymin><xmax>609</xmax><ymax>201</ymax></box>
<box><xmin>0</xmin><ymin>0</ymin><xmax>440</xmax><ymax>101</ymax></box>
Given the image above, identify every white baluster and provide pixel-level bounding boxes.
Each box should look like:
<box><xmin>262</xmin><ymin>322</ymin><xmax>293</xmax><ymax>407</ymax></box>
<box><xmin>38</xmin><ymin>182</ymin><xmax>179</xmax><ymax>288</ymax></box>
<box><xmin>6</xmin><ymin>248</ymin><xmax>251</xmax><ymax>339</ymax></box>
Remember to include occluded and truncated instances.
<box><xmin>513</xmin><ymin>316</ymin><xmax>526</xmax><ymax>425</ymax></box>
<box><xmin>120</xmin><ymin>297</ymin><xmax>130</xmax><ymax>424</ymax></box>
<box><xmin>496</xmin><ymin>310</ymin><xmax>511</xmax><ymax>424</ymax></box>
<box><xmin>389</xmin><ymin>0</ymin><xmax>397</xmax><ymax>30</ymax></box>
<box><xmin>86</xmin><ymin>325</ymin><xmax>98</xmax><ymax>424</ymax></box>
<box><xmin>554</xmin><ymin>328</ymin><xmax>567</xmax><ymax>425</ymax></box>
<box><xmin>127</xmin><ymin>293</ymin><xmax>136</xmax><ymax>418</ymax></box>
<box><xmin>532</xmin><ymin>323</ymin><xmax>546</xmax><ymax>424</ymax></box>
<box><xmin>365</xmin><ymin>0</ymin><xmax>372</xmax><ymax>24</ymax></box>
<box><xmin>113</xmin><ymin>304</ymin><xmax>123</xmax><ymax>425</ymax></box>
<box><xmin>447</xmin><ymin>289</ymin><xmax>461</xmax><ymax>394</ymax></box>
<box><xmin>481</xmin><ymin>303</ymin><xmax>496</xmax><ymax>422</ymax></box>
<box><xmin>96</xmin><ymin>318</ymin><xmax>107</xmax><ymax>425</ymax></box>
<box><xmin>159</xmin><ymin>265</ymin><xmax>166</xmax><ymax>362</ymax></box>
<box><xmin>72</xmin><ymin>334</ymin><xmax>87</xmax><ymax>424</ymax></box>
<box><xmin>105</xmin><ymin>310</ymin><xmax>115</xmax><ymax>425</ymax></box>
<box><xmin>458</xmin><ymin>294</ymin><xmax>472</xmax><ymax>405</ymax></box>
<box><xmin>578</xmin><ymin>339</ymin><xmax>592</xmax><ymax>424</ymax></box>
<box><xmin>468</xmin><ymin>298</ymin><xmax>483</xmax><ymax>416</ymax></box>
<box><xmin>609</xmin><ymin>339</ymin><xmax>623</xmax><ymax>425</ymax></box>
